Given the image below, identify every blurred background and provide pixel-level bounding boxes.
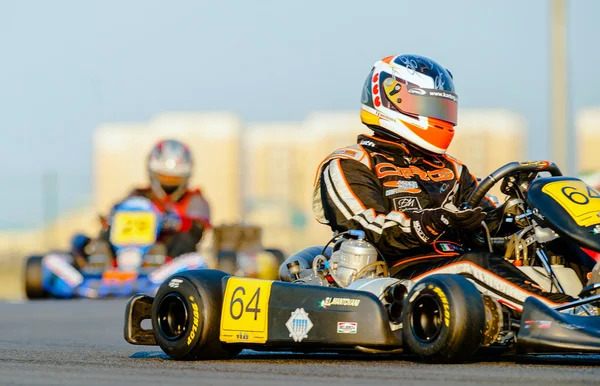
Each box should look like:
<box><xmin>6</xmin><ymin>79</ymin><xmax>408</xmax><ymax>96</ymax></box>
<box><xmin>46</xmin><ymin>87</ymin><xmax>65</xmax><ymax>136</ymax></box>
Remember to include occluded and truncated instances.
<box><xmin>1</xmin><ymin>0</ymin><xmax>599</xmax><ymax>296</ymax></box>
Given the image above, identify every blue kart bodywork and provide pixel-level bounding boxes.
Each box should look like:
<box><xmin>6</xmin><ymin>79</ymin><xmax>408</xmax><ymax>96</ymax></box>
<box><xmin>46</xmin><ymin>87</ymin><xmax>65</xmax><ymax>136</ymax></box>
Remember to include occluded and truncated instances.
<box><xmin>26</xmin><ymin>196</ymin><xmax>207</xmax><ymax>299</ymax></box>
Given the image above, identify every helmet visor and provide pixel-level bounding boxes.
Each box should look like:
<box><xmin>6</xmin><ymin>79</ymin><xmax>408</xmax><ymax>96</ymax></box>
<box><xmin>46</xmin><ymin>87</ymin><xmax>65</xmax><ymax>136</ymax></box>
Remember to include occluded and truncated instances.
<box><xmin>154</xmin><ymin>173</ymin><xmax>186</xmax><ymax>188</ymax></box>
<box><xmin>382</xmin><ymin>76</ymin><xmax>458</xmax><ymax>125</ymax></box>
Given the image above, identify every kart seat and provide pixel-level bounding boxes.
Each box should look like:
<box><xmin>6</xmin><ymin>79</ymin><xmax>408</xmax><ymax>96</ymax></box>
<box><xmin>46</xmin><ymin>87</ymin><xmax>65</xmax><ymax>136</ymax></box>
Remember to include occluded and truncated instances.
<box><xmin>279</xmin><ymin>246</ymin><xmax>332</xmax><ymax>282</ymax></box>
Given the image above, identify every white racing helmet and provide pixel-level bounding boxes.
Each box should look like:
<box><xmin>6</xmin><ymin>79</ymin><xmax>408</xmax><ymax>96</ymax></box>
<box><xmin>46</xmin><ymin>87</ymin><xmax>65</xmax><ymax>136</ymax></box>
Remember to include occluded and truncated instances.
<box><xmin>148</xmin><ymin>139</ymin><xmax>193</xmax><ymax>201</ymax></box>
<box><xmin>360</xmin><ymin>54</ymin><xmax>458</xmax><ymax>154</ymax></box>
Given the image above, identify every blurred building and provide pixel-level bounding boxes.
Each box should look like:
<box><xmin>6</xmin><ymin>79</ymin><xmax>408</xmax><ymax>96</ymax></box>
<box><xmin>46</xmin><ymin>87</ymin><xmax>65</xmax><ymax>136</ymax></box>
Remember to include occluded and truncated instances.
<box><xmin>577</xmin><ymin>108</ymin><xmax>600</xmax><ymax>174</ymax></box>
<box><xmin>449</xmin><ymin>109</ymin><xmax>527</xmax><ymax>178</ymax></box>
<box><xmin>0</xmin><ymin>108</ymin><xmax>533</xmax><ymax>257</ymax></box>
<box><xmin>243</xmin><ymin>112</ymin><xmax>366</xmax><ymax>253</ymax></box>
<box><xmin>94</xmin><ymin>111</ymin><xmax>243</xmax><ymax>225</ymax></box>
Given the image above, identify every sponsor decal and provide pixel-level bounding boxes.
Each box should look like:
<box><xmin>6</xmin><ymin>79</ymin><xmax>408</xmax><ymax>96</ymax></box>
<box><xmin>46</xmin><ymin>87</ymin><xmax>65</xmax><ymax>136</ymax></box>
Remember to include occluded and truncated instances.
<box><xmin>440</xmin><ymin>215</ymin><xmax>450</xmax><ymax>226</ymax></box>
<box><xmin>286</xmin><ymin>308</ymin><xmax>313</xmax><ymax>342</ymax></box>
<box><xmin>168</xmin><ymin>278</ymin><xmax>183</xmax><ymax>288</ymax></box>
<box><xmin>408</xmin><ymin>88</ymin><xmax>426</xmax><ymax>96</ymax></box>
<box><xmin>427</xmin><ymin>90</ymin><xmax>457</xmax><ymax>102</ymax></box>
<box><xmin>524</xmin><ymin>320</ymin><xmax>552</xmax><ymax>329</ymax></box>
<box><xmin>187</xmin><ymin>296</ymin><xmax>200</xmax><ymax>345</ymax></box>
<box><xmin>333</xmin><ymin>148</ymin><xmax>359</xmax><ymax>158</ymax></box>
<box><xmin>426</xmin><ymin>225</ymin><xmax>439</xmax><ymax>236</ymax></box>
<box><xmin>538</xmin><ymin>321</ymin><xmax>552</xmax><ymax>328</ymax></box>
<box><xmin>319</xmin><ymin>297</ymin><xmax>361</xmax><ymax>309</ymax></box>
<box><xmin>376</xmin><ymin>163</ymin><xmax>454</xmax><ymax>182</ymax></box>
<box><xmin>375</xmin><ymin>110</ymin><xmax>395</xmax><ymax>122</ymax></box>
<box><xmin>429</xmin><ymin>285</ymin><xmax>450</xmax><ymax>327</ymax></box>
<box><xmin>337</xmin><ymin>322</ymin><xmax>358</xmax><ymax>334</ymax></box>
<box><xmin>384</xmin><ymin>180</ymin><xmax>421</xmax><ymax>195</ymax></box>
<box><xmin>519</xmin><ymin>160</ymin><xmax>550</xmax><ymax>170</ymax></box>
<box><xmin>592</xmin><ymin>225</ymin><xmax>600</xmax><ymax>235</ymax></box>
<box><xmin>236</xmin><ymin>332</ymin><xmax>249</xmax><ymax>340</ymax></box>
<box><xmin>412</xmin><ymin>220</ymin><xmax>429</xmax><ymax>243</ymax></box>
<box><xmin>359</xmin><ymin>140</ymin><xmax>376</xmax><ymax>148</ymax></box>
<box><xmin>393</xmin><ymin>197</ymin><xmax>422</xmax><ymax>211</ymax></box>
<box><xmin>436</xmin><ymin>242</ymin><xmax>462</xmax><ymax>253</ymax></box>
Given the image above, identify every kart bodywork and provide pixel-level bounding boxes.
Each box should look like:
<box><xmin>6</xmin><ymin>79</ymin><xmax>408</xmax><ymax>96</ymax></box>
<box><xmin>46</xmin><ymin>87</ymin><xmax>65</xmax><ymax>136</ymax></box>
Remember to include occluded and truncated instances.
<box><xmin>123</xmin><ymin>161</ymin><xmax>600</xmax><ymax>362</ymax></box>
<box><xmin>124</xmin><ymin>270</ymin><xmax>600</xmax><ymax>363</ymax></box>
<box><xmin>24</xmin><ymin>197</ymin><xmax>284</xmax><ymax>299</ymax></box>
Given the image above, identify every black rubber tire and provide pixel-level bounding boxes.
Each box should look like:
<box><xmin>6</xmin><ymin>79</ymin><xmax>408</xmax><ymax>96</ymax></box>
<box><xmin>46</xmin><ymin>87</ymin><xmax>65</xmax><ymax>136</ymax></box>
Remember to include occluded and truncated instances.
<box><xmin>24</xmin><ymin>256</ymin><xmax>48</xmax><ymax>299</ymax></box>
<box><xmin>402</xmin><ymin>274</ymin><xmax>485</xmax><ymax>363</ymax></box>
<box><xmin>151</xmin><ymin>269</ymin><xmax>242</xmax><ymax>360</ymax></box>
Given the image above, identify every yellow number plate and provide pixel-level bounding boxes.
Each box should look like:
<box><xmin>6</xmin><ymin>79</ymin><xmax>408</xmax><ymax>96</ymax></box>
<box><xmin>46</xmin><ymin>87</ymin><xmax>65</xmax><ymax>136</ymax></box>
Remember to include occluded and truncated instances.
<box><xmin>542</xmin><ymin>180</ymin><xmax>600</xmax><ymax>227</ymax></box>
<box><xmin>220</xmin><ymin>277</ymin><xmax>273</xmax><ymax>344</ymax></box>
<box><xmin>109</xmin><ymin>211</ymin><xmax>157</xmax><ymax>246</ymax></box>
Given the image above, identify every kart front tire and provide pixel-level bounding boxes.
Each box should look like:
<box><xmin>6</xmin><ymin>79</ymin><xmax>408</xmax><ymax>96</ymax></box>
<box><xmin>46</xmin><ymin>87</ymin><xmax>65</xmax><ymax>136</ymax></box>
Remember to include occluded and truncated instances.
<box><xmin>24</xmin><ymin>256</ymin><xmax>48</xmax><ymax>299</ymax></box>
<box><xmin>402</xmin><ymin>274</ymin><xmax>485</xmax><ymax>363</ymax></box>
<box><xmin>151</xmin><ymin>269</ymin><xmax>241</xmax><ymax>360</ymax></box>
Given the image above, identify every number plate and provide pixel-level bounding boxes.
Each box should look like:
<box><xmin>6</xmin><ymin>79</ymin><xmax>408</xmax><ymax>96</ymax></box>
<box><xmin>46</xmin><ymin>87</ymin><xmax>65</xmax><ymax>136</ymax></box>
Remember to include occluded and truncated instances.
<box><xmin>220</xmin><ymin>277</ymin><xmax>273</xmax><ymax>343</ymax></box>
<box><xmin>542</xmin><ymin>180</ymin><xmax>600</xmax><ymax>227</ymax></box>
<box><xmin>109</xmin><ymin>211</ymin><xmax>157</xmax><ymax>246</ymax></box>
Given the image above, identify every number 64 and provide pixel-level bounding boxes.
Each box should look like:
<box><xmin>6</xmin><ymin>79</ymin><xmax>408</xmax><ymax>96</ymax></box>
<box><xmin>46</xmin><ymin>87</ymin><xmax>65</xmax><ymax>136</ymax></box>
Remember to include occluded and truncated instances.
<box><xmin>229</xmin><ymin>286</ymin><xmax>261</xmax><ymax>321</ymax></box>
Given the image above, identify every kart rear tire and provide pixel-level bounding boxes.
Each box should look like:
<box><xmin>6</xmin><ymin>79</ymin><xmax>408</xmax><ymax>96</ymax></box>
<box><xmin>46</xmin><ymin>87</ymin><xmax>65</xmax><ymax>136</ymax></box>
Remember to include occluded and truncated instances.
<box><xmin>24</xmin><ymin>256</ymin><xmax>48</xmax><ymax>299</ymax></box>
<box><xmin>402</xmin><ymin>274</ymin><xmax>485</xmax><ymax>363</ymax></box>
<box><xmin>151</xmin><ymin>269</ymin><xmax>241</xmax><ymax>360</ymax></box>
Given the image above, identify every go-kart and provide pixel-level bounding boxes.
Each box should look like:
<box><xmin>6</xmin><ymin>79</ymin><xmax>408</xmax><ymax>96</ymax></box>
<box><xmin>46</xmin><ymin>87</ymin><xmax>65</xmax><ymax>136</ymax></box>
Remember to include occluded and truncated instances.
<box><xmin>24</xmin><ymin>196</ymin><xmax>207</xmax><ymax>299</ymax></box>
<box><xmin>24</xmin><ymin>198</ymin><xmax>286</xmax><ymax>300</ymax></box>
<box><xmin>123</xmin><ymin>161</ymin><xmax>600</xmax><ymax>363</ymax></box>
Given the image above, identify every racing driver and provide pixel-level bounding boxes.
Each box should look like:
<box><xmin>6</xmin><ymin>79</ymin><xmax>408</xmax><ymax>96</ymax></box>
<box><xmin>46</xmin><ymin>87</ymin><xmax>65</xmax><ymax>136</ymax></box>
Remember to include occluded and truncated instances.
<box><xmin>72</xmin><ymin>139</ymin><xmax>211</xmax><ymax>266</ymax></box>
<box><xmin>312</xmin><ymin>54</ymin><xmax>584</xmax><ymax>310</ymax></box>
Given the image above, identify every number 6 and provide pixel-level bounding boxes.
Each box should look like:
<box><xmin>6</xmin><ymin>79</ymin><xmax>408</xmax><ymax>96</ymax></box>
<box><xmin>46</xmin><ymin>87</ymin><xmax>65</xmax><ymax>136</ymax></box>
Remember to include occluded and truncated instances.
<box><xmin>230</xmin><ymin>287</ymin><xmax>245</xmax><ymax>320</ymax></box>
<box><xmin>561</xmin><ymin>186</ymin><xmax>589</xmax><ymax>205</ymax></box>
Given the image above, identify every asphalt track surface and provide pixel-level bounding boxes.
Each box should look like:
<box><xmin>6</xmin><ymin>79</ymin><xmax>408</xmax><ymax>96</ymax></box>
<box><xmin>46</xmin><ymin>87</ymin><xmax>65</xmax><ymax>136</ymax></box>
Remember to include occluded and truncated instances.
<box><xmin>2</xmin><ymin>300</ymin><xmax>600</xmax><ymax>386</ymax></box>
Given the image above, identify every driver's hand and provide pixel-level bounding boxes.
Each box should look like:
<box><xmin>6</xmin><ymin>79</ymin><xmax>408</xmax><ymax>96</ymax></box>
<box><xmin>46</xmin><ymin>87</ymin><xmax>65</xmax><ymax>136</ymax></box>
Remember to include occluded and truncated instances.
<box><xmin>410</xmin><ymin>206</ymin><xmax>486</xmax><ymax>244</ymax></box>
<box><xmin>443</xmin><ymin>206</ymin><xmax>486</xmax><ymax>230</ymax></box>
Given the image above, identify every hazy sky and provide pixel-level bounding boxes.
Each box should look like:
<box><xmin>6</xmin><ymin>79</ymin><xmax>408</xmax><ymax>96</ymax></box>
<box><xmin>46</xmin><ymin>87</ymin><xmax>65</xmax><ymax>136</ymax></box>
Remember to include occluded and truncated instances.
<box><xmin>1</xmin><ymin>0</ymin><xmax>599</xmax><ymax>228</ymax></box>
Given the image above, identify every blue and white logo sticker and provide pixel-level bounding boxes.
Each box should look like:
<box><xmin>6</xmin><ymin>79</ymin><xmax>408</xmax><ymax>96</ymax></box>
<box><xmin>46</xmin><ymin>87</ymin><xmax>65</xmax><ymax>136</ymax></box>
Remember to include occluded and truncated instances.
<box><xmin>285</xmin><ymin>308</ymin><xmax>313</xmax><ymax>342</ymax></box>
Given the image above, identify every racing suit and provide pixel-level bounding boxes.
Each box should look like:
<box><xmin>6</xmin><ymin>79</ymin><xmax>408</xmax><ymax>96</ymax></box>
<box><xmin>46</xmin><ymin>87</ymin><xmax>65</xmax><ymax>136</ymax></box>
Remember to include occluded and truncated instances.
<box><xmin>313</xmin><ymin>133</ymin><xmax>575</xmax><ymax>309</ymax></box>
<box><xmin>122</xmin><ymin>187</ymin><xmax>211</xmax><ymax>258</ymax></box>
<box><xmin>73</xmin><ymin>187</ymin><xmax>211</xmax><ymax>263</ymax></box>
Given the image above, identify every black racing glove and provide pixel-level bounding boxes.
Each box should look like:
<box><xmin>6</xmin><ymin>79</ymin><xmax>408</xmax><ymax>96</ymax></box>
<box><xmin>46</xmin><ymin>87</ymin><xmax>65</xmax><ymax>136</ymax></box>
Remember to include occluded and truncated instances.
<box><xmin>410</xmin><ymin>206</ymin><xmax>486</xmax><ymax>244</ymax></box>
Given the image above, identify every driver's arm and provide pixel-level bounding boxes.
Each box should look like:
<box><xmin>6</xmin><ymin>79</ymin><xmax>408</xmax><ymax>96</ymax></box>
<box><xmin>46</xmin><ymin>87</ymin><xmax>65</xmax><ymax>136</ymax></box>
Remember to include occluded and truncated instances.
<box><xmin>457</xmin><ymin>165</ymin><xmax>498</xmax><ymax>210</ymax></box>
<box><xmin>316</xmin><ymin>158</ymin><xmax>425</xmax><ymax>253</ymax></box>
<box><xmin>457</xmin><ymin>165</ymin><xmax>506</xmax><ymax>231</ymax></box>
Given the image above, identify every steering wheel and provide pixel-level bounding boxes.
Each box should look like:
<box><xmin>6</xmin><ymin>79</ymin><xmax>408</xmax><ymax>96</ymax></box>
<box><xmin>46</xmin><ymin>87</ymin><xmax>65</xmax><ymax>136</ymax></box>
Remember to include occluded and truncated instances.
<box><xmin>461</xmin><ymin>161</ymin><xmax>562</xmax><ymax>249</ymax></box>
<box><xmin>464</xmin><ymin>161</ymin><xmax>562</xmax><ymax>209</ymax></box>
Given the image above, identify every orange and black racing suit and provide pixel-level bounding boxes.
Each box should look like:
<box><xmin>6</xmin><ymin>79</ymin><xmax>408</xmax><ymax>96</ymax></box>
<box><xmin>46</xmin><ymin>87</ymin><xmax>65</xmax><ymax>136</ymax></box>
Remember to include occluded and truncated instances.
<box><xmin>314</xmin><ymin>133</ymin><xmax>575</xmax><ymax>310</ymax></box>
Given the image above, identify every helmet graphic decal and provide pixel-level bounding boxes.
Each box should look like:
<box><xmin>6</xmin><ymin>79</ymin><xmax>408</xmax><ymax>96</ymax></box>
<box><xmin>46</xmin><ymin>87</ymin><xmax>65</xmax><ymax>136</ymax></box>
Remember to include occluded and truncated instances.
<box><xmin>360</xmin><ymin>54</ymin><xmax>458</xmax><ymax>154</ymax></box>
